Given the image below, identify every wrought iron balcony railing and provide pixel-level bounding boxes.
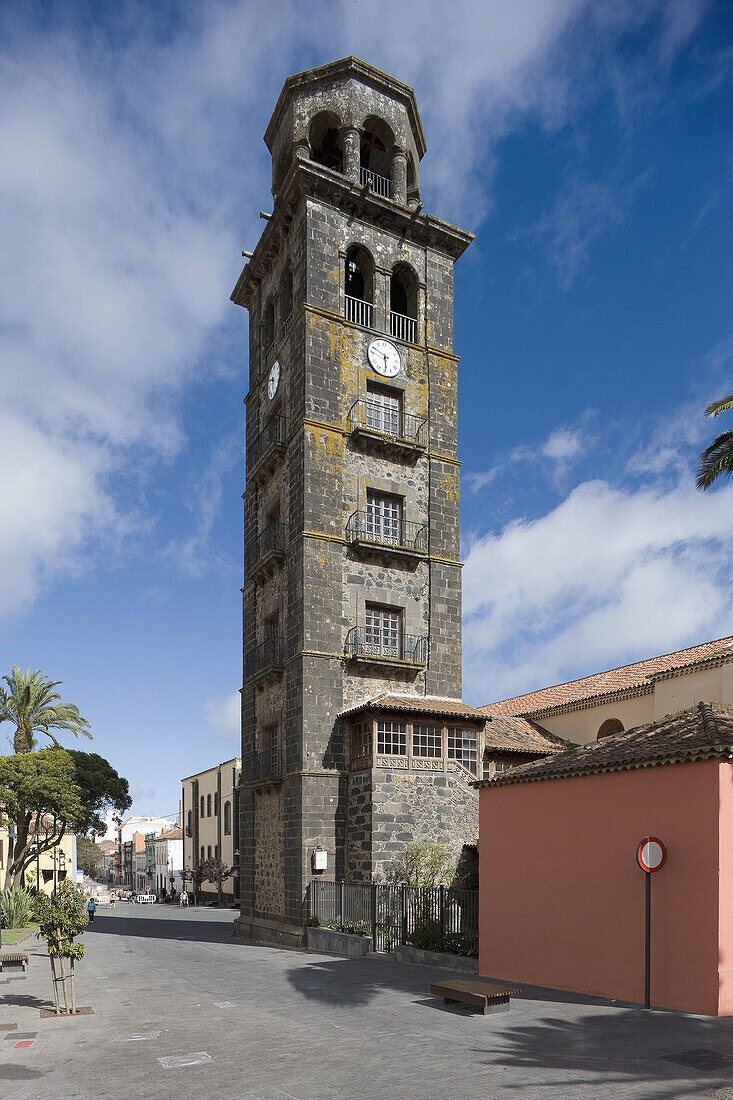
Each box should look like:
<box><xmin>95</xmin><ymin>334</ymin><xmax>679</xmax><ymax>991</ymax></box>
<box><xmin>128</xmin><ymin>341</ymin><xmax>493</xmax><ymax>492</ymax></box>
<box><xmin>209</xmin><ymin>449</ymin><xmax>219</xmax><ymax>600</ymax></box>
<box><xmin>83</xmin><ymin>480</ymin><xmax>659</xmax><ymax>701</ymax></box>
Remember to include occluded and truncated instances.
<box><xmin>252</xmin><ymin>747</ymin><xmax>283</xmax><ymax>784</ymax></box>
<box><xmin>249</xmin><ymin>416</ymin><xmax>287</xmax><ymax>473</ymax></box>
<box><xmin>344</xmin><ymin>294</ymin><xmax>374</xmax><ymax>328</ymax></box>
<box><xmin>346</xmin><ymin>512</ymin><xmax>428</xmax><ymax>554</ymax></box>
<box><xmin>344</xmin><ymin>628</ymin><xmax>428</xmax><ymax>667</ymax></box>
<box><xmin>361</xmin><ymin>167</ymin><xmax>391</xmax><ymax>198</ymax></box>
<box><xmin>246</xmin><ymin>637</ymin><xmax>285</xmax><ymax>680</ymax></box>
<box><xmin>348</xmin><ymin>399</ymin><xmax>428</xmax><ymax>448</ymax></box>
<box><xmin>246</xmin><ymin>522</ymin><xmax>287</xmax><ymax>576</ymax></box>
<box><xmin>389</xmin><ymin>310</ymin><xmax>417</xmax><ymax>344</ymax></box>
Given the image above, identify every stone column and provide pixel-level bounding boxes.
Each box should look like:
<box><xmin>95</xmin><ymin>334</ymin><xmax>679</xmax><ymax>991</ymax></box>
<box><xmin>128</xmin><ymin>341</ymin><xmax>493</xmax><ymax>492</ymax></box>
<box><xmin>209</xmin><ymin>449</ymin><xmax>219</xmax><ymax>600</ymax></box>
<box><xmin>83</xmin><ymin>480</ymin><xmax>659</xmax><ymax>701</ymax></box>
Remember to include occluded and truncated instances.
<box><xmin>293</xmin><ymin>138</ymin><xmax>310</xmax><ymax>162</ymax></box>
<box><xmin>391</xmin><ymin>147</ymin><xmax>407</xmax><ymax>205</ymax></box>
<box><xmin>342</xmin><ymin>126</ymin><xmax>361</xmax><ymax>185</ymax></box>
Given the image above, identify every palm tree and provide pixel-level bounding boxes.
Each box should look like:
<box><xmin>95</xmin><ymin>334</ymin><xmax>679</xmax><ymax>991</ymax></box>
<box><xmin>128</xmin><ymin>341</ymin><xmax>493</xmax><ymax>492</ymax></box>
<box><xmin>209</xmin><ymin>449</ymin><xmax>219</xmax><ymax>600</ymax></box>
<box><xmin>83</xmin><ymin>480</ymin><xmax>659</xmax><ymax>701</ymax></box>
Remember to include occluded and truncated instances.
<box><xmin>0</xmin><ymin>668</ymin><xmax>91</xmax><ymax>754</ymax></box>
<box><xmin>697</xmin><ymin>395</ymin><xmax>733</xmax><ymax>490</ymax></box>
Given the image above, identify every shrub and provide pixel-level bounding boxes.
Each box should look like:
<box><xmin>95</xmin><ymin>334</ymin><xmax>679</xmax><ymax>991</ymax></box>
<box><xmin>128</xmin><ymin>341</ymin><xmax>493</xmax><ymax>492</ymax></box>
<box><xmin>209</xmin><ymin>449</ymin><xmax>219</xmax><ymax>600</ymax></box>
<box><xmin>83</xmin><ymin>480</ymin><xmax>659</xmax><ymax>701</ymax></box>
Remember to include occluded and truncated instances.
<box><xmin>0</xmin><ymin>887</ymin><xmax>35</xmax><ymax>929</ymax></box>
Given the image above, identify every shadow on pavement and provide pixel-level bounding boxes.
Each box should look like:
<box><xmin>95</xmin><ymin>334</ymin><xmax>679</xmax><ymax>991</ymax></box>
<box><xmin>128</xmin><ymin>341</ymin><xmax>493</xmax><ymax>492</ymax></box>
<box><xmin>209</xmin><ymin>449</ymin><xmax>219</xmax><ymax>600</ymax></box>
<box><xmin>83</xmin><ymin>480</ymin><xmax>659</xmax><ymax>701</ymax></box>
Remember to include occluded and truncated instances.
<box><xmin>86</xmin><ymin>914</ymin><xmax>238</xmax><ymax>944</ymax></box>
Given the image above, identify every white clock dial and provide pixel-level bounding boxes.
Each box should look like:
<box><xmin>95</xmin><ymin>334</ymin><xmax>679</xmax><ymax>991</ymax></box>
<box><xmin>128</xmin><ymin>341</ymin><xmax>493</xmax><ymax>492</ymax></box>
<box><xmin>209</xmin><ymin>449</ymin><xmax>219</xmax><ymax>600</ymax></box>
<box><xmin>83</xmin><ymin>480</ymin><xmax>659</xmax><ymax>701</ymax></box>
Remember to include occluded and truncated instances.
<box><xmin>368</xmin><ymin>339</ymin><xmax>401</xmax><ymax>378</ymax></box>
<box><xmin>267</xmin><ymin>360</ymin><xmax>280</xmax><ymax>400</ymax></box>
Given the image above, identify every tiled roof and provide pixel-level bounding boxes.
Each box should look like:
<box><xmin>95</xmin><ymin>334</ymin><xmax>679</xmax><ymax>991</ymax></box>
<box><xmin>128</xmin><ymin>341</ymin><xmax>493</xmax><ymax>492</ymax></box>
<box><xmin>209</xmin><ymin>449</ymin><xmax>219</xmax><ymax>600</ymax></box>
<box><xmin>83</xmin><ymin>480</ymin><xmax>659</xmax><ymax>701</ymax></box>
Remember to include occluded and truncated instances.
<box><xmin>159</xmin><ymin>828</ymin><xmax>182</xmax><ymax>840</ymax></box>
<box><xmin>339</xmin><ymin>693</ymin><xmax>486</xmax><ymax>722</ymax></box>
<box><xmin>481</xmin><ymin>636</ymin><xmax>733</xmax><ymax>718</ymax></box>
<box><xmin>474</xmin><ymin>703</ymin><xmax>733</xmax><ymax>787</ymax></box>
<box><xmin>483</xmin><ymin>714</ymin><xmax>565</xmax><ymax>755</ymax></box>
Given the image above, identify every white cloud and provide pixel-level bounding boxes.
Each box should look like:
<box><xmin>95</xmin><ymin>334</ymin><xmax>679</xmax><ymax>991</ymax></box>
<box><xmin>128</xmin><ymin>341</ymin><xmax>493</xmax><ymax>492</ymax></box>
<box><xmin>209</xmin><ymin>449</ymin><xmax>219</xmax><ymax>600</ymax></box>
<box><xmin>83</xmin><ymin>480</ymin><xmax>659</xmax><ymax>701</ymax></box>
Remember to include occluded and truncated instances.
<box><xmin>466</xmin><ymin>423</ymin><xmax>586</xmax><ymax>492</ymax></box>
<box><xmin>204</xmin><ymin>692</ymin><xmax>241</xmax><ymax>743</ymax></box>
<box><xmin>0</xmin><ymin>1</ymin><xmax>711</xmax><ymax>619</ymax></box>
<box><xmin>463</xmin><ymin>474</ymin><xmax>733</xmax><ymax>703</ymax></box>
<box><xmin>541</xmin><ymin>427</ymin><xmax>584</xmax><ymax>463</ymax></box>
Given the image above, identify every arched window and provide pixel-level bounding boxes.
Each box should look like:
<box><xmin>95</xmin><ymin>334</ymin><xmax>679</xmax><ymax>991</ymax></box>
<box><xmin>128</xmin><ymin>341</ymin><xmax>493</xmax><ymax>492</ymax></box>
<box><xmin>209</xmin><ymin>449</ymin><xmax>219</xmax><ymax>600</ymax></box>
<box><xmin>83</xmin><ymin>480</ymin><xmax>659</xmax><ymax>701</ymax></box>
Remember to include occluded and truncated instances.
<box><xmin>206</xmin><ymin>793</ymin><xmax>211</xmax><ymax>817</ymax></box>
<box><xmin>262</xmin><ymin>298</ymin><xmax>275</xmax><ymax>353</ymax></box>
<box><xmin>360</xmin><ymin>117</ymin><xmax>393</xmax><ymax>195</ymax></box>
<box><xmin>224</xmin><ymin>800</ymin><xmax>232</xmax><ymax>836</ymax></box>
<box><xmin>344</xmin><ymin>245</ymin><xmax>374</xmax><ymax>327</ymax></box>
<box><xmin>279</xmin><ymin>264</ymin><xmax>293</xmax><ymax>327</ymax></box>
<box><xmin>597</xmin><ymin>718</ymin><xmax>624</xmax><ymax>740</ymax></box>
<box><xmin>309</xmin><ymin>112</ymin><xmax>343</xmax><ymax>172</ymax></box>
<box><xmin>200</xmin><ymin>795</ymin><xmax>204</xmax><ymax>818</ymax></box>
<box><xmin>390</xmin><ymin>263</ymin><xmax>418</xmax><ymax>342</ymax></box>
<box><xmin>200</xmin><ymin>845</ymin><xmax>205</xmax><ymax>862</ymax></box>
<box><xmin>207</xmin><ymin>845</ymin><xmax>212</xmax><ymax>860</ymax></box>
<box><xmin>214</xmin><ymin>791</ymin><xmax>219</xmax><ymax>817</ymax></box>
<box><xmin>214</xmin><ymin>845</ymin><xmax>219</xmax><ymax>860</ymax></box>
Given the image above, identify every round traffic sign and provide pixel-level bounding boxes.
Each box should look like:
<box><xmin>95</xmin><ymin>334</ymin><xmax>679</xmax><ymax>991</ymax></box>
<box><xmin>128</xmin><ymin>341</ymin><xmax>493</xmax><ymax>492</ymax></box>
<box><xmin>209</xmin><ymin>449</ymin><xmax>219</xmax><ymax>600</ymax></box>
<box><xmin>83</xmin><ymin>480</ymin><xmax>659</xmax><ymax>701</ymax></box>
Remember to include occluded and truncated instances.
<box><xmin>636</xmin><ymin>837</ymin><xmax>666</xmax><ymax>873</ymax></box>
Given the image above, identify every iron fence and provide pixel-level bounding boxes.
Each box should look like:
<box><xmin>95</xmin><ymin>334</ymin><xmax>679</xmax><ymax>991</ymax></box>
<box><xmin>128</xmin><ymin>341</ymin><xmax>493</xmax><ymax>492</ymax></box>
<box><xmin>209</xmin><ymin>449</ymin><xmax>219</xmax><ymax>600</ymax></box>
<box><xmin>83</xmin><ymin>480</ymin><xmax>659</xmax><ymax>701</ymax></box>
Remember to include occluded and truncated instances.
<box><xmin>308</xmin><ymin>881</ymin><xmax>478</xmax><ymax>957</ymax></box>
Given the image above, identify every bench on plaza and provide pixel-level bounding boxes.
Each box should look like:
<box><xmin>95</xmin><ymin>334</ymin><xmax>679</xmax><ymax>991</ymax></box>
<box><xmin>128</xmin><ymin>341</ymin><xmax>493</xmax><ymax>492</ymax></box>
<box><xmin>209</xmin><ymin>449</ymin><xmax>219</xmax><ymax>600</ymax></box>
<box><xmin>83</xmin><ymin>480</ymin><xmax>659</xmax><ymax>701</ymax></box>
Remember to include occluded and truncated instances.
<box><xmin>0</xmin><ymin>952</ymin><xmax>29</xmax><ymax>973</ymax></box>
<box><xmin>429</xmin><ymin>978</ymin><xmax>521</xmax><ymax>1014</ymax></box>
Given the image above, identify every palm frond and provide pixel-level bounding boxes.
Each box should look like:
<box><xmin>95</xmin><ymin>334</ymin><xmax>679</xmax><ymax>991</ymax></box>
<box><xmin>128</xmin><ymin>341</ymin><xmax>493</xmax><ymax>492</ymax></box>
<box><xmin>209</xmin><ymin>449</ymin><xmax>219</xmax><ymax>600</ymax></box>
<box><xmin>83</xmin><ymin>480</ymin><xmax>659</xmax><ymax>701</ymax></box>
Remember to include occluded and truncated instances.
<box><xmin>705</xmin><ymin>394</ymin><xmax>733</xmax><ymax>419</ymax></box>
<box><xmin>696</xmin><ymin>429</ymin><xmax>733</xmax><ymax>490</ymax></box>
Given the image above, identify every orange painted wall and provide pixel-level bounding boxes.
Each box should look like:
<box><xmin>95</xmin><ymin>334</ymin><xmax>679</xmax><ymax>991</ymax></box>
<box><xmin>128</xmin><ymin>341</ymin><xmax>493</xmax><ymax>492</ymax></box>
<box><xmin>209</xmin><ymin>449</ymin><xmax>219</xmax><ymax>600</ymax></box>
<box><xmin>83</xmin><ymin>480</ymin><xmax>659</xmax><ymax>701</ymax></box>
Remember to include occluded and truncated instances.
<box><xmin>478</xmin><ymin>759</ymin><xmax>725</xmax><ymax>1015</ymax></box>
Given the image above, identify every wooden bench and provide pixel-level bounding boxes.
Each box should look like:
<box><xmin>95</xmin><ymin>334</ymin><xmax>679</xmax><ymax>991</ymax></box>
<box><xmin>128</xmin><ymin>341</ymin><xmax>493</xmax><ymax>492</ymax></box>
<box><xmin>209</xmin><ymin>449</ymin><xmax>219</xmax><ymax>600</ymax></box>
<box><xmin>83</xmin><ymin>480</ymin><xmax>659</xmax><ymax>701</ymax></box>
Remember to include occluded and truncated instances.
<box><xmin>0</xmin><ymin>952</ymin><xmax>29</xmax><ymax>973</ymax></box>
<box><xmin>430</xmin><ymin>978</ymin><xmax>521</xmax><ymax>1014</ymax></box>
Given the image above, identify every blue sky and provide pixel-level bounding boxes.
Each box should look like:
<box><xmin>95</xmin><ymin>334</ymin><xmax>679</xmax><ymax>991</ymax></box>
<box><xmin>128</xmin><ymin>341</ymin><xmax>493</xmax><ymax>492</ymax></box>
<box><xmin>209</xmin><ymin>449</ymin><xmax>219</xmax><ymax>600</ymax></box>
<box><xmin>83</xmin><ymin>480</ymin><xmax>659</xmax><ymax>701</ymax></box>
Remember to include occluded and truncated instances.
<box><xmin>1</xmin><ymin>1</ymin><xmax>731</xmax><ymax>818</ymax></box>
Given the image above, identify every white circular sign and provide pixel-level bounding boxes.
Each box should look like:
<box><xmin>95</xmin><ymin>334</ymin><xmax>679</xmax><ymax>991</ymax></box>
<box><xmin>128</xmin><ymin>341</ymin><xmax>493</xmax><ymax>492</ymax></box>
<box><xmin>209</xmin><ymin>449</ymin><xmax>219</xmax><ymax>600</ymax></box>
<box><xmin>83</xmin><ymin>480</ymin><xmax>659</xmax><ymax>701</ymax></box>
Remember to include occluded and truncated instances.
<box><xmin>368</xmin><ymin>339</ymin><xmax>401</xmax><ymax>378</ymax></box>
<box><xmin>636</xmin><ymin>837</ymin><xmax>666</xmax><ymax>873</ymax></box>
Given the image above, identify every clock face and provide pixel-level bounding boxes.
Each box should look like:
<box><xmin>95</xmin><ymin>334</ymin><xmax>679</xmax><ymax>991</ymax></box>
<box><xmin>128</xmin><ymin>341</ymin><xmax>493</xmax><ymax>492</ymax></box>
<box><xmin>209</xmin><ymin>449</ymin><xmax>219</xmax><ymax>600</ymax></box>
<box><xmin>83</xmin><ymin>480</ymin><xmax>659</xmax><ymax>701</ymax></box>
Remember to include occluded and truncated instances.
<box><xmin>267</xmin><ymin>360</ymin><xmax>280</xmax><ymax>400</ymax></box>
<box><xmin>368</xmin><ymin>339</ymin><xmax>401</xmax><ymax>378</ymax></box>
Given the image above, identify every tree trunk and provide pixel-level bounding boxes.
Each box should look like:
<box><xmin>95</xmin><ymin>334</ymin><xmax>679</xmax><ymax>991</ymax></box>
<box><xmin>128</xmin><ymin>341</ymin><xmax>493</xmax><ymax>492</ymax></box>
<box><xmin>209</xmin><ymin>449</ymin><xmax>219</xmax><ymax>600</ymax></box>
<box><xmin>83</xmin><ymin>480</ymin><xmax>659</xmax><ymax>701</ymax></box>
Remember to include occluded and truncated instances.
<box><xmin>70</xmin><ymin>958</ymin><xmax>76</xmax><ymax>1015</ymax></box>
<box><xmin>13</xmin><ymin>726</ymin><xmax>33</xmax><ymax>754</ymax></box>
<box><xmin>49</xmin><ymin>956</ymin><xmax>61</xmax><ymax>1016</ymax></box>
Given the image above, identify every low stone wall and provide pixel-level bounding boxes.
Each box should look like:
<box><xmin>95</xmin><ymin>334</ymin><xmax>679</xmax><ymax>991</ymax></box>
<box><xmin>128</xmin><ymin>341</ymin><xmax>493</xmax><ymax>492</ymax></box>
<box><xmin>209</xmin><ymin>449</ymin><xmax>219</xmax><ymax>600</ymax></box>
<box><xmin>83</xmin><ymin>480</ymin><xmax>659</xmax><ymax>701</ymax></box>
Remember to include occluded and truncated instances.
<box><xmin>306</xmin><ymin>926</ymin><xmax>373</xmax><ymax>957</ymax></box>
<box><xmin>394</xmin><ymin>944</ymin><xmax>477</xmax><ymax>973</ymax></box>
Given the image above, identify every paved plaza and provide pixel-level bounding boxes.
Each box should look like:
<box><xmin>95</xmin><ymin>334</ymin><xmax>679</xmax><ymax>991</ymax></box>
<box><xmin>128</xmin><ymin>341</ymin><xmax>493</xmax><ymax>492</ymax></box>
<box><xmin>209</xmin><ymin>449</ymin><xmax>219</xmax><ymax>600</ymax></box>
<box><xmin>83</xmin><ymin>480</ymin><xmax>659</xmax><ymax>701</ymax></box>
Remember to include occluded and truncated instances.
<box><xmin>2</xmin><ymin>905</ymin><xmax>733</xmax><ymax>1099</ymax></box>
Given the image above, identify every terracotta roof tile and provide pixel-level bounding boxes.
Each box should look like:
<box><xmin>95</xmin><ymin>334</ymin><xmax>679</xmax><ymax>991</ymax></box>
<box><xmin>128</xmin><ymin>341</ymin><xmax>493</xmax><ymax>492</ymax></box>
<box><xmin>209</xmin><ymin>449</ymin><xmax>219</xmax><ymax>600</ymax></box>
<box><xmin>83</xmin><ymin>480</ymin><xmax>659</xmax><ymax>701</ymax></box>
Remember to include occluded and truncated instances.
<box><xmin>483</xmin><ymin>714</ymin><xmax>564</xmax><ymax>754</ymax></box>
<box><xmin>339</xmin><ymin>694</ymin><xmax>485</xmax><ymax>721</ymax></box>
<box><xmin>474</xmin><ymin>703</ymin><xmax>733</xmax><ymax>787</ymax></box>
<box><xmin>480</xmin><ymin>636</ymin><xmax>733</xmax><ymax>718</ymax></box>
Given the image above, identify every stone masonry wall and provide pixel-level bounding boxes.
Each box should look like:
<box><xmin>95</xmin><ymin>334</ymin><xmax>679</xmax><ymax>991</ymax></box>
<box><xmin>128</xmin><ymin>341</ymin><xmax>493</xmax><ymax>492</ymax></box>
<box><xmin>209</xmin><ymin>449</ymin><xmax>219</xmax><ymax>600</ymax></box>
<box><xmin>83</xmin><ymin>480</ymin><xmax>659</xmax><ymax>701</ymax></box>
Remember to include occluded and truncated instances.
<box><xmin>254</xmin><ymin>786</ymin><xmax>284</xmax><ymax>917</ymax></box>
<box><xmin>371</xmin><ymin>769</ymin><xmax>478</xmax><ymax>880</ymax></box>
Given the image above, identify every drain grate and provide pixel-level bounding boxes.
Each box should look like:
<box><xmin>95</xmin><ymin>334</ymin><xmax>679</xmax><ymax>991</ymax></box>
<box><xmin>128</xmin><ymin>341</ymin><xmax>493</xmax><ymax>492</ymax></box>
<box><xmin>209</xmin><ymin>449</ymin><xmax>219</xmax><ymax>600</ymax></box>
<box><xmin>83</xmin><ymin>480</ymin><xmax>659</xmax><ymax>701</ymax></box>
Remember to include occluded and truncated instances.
<box><xmin>665</xmin><ymin>1049</ymin><xmax>733</xmax><ymax>1071</ymax></box>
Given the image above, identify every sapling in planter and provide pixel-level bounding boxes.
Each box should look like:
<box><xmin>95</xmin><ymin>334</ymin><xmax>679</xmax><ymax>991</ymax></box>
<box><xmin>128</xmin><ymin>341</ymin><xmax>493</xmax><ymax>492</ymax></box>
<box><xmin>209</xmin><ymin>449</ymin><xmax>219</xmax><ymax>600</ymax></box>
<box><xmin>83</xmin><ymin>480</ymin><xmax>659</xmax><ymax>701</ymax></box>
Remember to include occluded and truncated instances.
<box><xmin>34</xmin><ymin>880</ymin><xmax>88</xmax><ymax>1015</ymax></box>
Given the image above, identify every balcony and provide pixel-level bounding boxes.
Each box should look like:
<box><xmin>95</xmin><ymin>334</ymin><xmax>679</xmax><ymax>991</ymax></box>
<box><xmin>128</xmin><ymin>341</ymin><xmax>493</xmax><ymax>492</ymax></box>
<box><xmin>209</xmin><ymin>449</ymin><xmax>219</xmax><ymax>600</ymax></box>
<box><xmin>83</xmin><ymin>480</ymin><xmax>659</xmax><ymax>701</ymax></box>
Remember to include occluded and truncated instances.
<box><xmin>346</xmin><ymin>512</ymin><xmax>428</xmax><ymax>561</ymax></box>
<box><xmin>344</xmin><ymin>294</ymin><xmax>373</xmax><ymax>329</ymax></box>
<box><xmin>344</xmin><ymin>628</ymin><xmax>428</xmax><ymax>669</ymax></box>
<box><xmin>246</xmin><ymin>522</ymin><xmax>287</xmax><ymax>580</ymax></box>
<box><xmin>389</xmin><ymin>310</ymin><xmax>417</xmax><ymax>344</ymax></box>
<box><xmin>348</xmin><ymin>399</ymin><xmax>428</xmax><ymax>455</ymax></box>
<box><xmin>361</xmin><ymin>167</ymin><xmax>391</xmax><ymax>198</ymax></box>
<box><xmin>246</xmin><ymin>637</ymin><xmax>285</xmax><ymax>684</ymax></box>
<box><xmin>251</xmin><ymin>747</ymin><xmax>283</xmax><ymax>785</ymax></box>
<box><xmin>249</xmin><ymin>416</ymin><xmax>287</xmax><ymax>480</ymax></box>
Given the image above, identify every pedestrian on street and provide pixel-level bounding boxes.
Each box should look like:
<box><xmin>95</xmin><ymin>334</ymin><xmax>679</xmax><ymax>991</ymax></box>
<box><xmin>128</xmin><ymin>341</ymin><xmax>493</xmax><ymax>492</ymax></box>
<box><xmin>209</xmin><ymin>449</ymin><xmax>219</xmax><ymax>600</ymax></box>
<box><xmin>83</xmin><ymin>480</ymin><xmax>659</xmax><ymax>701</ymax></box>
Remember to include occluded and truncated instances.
<box><xmin>110</xmin><ymin>891</ymin><xmax>116</xmax><ymax>908</ymax></box>
<box><xmin>179</xmin><ymin>890</ymin><xmax>188</xmax><ymax>909</ymax></box>
<box><xmin>86</xmin><ymin>898</ymin><xmax>97</xmax><ymax>923</ymax></box>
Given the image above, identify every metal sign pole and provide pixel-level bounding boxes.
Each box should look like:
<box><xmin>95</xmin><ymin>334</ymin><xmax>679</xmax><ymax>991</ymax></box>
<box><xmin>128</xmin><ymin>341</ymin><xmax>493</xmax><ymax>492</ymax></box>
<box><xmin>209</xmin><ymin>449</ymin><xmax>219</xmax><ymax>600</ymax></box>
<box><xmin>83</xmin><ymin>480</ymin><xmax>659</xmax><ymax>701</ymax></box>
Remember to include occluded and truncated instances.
<box><xmin>645</xmin><ymin>870</ymin><xmax>651</xmax><ymax>1010</ymax></box>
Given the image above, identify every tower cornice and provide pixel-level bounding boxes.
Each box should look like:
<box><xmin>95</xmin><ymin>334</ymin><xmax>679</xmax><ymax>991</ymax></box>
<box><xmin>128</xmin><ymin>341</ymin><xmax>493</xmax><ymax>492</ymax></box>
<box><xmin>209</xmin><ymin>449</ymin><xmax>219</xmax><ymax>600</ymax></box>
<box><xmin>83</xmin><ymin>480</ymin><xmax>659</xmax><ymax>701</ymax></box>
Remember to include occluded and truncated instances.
<box><xmin>231</xmin><ymin>159</ymin><xmax>474</xmax><ymax>308</ymax></box>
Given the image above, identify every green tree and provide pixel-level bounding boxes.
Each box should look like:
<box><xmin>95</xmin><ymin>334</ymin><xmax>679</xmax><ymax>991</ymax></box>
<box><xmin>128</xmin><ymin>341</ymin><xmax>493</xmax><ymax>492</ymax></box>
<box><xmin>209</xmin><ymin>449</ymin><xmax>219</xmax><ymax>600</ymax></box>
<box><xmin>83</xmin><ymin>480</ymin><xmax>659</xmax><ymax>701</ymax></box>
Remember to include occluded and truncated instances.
<box><xmin>34</xmin><ymin>880</ymin><xmax>88</xmax><ymax>1015</ymax></box>
<box><xmin>385</xmin><ymin>840</ymin><xmax>455</xmax><ymax>887</ymax></box>
<box><xmin>697</xmin><ymin>395</ymin><xmax>733</xmax><ymax>490</ymax></box>
<box><xmin>0</xmin><ymin>668</ymin><xmax>91</xmax><ymax>754</ymax></box>
<box><xmin>0</xmin><ymin>748</ymin><xmax>131</xmax><ymax>889</ymax></box>
<box><xmin>76</xmin><ymin>836</ymin><xmax>104</xmax><ymax>878</ymax></box>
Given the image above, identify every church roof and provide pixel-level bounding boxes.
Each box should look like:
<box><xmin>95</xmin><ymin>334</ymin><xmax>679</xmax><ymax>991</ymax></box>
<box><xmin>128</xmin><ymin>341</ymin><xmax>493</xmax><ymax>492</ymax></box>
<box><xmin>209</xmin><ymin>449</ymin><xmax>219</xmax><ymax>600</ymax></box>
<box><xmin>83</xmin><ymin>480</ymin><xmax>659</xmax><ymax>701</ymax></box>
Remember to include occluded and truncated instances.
<box><xmin>480</xmin><ymin>636</ymin><xmax>733</xmax><ymax>720</ymax></box>
<box><xmin>339</xmin><ymin>693</ymin><xmax>486</xmax><ymax>722</ymax></box>
<box><xmin>483</xmin><ymin>714</ymin><xmax>565</xmax><ymax>755</ymax></box>
<box><xmin>474</xmin><ymin>703</ymin><xmax>733</xmax><ymax>787</ymax></box>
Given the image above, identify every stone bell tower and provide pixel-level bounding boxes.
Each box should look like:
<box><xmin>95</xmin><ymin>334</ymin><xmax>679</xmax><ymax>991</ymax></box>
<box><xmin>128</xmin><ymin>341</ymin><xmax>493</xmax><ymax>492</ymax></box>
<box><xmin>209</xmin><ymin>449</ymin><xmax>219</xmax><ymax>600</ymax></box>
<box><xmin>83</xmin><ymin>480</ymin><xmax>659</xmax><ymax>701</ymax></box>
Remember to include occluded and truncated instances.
<box><xmin>232</xmin><ymin>58</ymin><xmax>478</xmax><ymax>947</ymax></box>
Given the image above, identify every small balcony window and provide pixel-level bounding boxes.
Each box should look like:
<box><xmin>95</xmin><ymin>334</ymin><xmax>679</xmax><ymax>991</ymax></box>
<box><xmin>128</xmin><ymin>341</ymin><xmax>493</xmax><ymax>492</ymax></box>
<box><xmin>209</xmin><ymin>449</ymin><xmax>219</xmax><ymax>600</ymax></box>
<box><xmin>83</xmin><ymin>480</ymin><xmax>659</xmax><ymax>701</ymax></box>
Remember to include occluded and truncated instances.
<box><xmin>390</xmin><ymin>264</ymin><xmax>418</xmax><ymax>343</ymax></box>
<box><xmin>344</xmin><ymin>246</ymin><xmax>374</xmax><ymax>328</ymax></box>
<box><xmin>448</xmin><ymin>728</ymin><xmax>478</xmax><ymax>775</ymax></box>
<box><xmin>377</xmin><ymin>720</ymin><xmax>406</xmax><ymax>756</ymax></box>
<box><xmin>365</xmin><ymin>604</ymin><xmax>401</xmax><ymax>660</ymax></box>
<box><xmin>412</xmin><ymin>725</ymin><xmax>442</xmax><ymax>758</ymax></box>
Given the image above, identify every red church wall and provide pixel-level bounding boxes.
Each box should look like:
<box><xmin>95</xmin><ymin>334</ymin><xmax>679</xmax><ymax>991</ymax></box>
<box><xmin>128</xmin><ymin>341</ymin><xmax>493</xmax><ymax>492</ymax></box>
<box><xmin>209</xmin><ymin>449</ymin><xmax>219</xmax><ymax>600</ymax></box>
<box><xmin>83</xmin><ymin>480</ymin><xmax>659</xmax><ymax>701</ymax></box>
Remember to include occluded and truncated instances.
<box><xmin>478</xmin><ymin>759</ymin><xmax>728</xmax><ymax>1015</ymax></box>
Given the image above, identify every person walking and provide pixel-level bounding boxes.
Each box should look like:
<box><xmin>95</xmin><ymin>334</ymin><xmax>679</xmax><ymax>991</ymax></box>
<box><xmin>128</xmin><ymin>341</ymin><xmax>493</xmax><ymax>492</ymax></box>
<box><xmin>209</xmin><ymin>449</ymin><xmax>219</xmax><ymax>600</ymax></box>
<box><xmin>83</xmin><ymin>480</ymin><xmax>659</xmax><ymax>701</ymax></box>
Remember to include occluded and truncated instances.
<box><xmin>179</xmin><ymin>890</ymin><xmax>188</xmax><ymax>909</ymax></box>
<box><xmin>86</xmin><ymin>897</ymin><xmax>97</xmax><ymax>923</ymax></box>
<box><xmin>109</xmin><ymin>891</ymin><xmax>116</xmax><ymax>909</ymax></box>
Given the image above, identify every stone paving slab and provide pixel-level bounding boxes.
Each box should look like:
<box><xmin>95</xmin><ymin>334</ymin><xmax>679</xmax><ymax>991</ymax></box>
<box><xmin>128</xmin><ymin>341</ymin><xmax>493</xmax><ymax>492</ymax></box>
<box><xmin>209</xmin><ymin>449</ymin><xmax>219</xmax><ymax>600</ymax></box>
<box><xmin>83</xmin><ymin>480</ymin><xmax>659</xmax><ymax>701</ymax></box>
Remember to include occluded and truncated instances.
<box><xmin>2</xmin><ymin>905</ymin><xmax>733</xmax><ymax>1098</ymax></box>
